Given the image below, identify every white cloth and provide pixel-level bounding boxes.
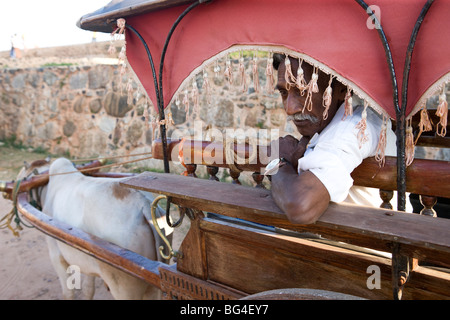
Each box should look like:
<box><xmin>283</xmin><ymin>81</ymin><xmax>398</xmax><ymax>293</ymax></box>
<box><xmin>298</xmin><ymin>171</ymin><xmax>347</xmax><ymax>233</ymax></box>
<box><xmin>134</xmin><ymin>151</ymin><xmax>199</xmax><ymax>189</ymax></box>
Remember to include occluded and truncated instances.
<box><xmin>297</xmin><ymin>104</ymin><xmax>410</xmax><ymax>210</ymax></box>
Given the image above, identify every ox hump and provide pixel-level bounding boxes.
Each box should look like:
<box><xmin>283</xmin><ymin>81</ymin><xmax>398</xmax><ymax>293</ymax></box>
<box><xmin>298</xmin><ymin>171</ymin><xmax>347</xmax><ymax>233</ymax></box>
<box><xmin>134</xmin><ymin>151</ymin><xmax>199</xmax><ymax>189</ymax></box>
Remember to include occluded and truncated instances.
<box><xmin>49</xmin><ymin>158</ymin><xmax>77</xmax><ymax>175</ymax></box>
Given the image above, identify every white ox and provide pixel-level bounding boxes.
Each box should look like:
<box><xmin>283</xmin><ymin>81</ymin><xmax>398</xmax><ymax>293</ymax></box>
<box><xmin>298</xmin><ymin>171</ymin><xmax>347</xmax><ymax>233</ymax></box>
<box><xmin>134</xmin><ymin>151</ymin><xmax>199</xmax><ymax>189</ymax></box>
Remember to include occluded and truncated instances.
<box><xmin>22</xmin><ymin>157</ymin><xmax>172</xmax><ymax>300</ymax></box>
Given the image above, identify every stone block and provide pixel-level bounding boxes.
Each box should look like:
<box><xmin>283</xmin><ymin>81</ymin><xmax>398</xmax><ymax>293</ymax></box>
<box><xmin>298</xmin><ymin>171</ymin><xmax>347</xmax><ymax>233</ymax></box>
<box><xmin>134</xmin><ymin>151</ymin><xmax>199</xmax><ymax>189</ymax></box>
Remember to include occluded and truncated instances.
<box><xmin>103</xmin><ymin>92</ymin><xmax>132</xmax><ymax>117</ymax></box>
<box><xmin>63</xmin><ymin>120</ymin><xmax>76</xmax><ymax>137</ymax></box>
<box><xmin>69</xmin><ymin>73</ymin><xmax>88</xmax><ymax>90</ymax></box>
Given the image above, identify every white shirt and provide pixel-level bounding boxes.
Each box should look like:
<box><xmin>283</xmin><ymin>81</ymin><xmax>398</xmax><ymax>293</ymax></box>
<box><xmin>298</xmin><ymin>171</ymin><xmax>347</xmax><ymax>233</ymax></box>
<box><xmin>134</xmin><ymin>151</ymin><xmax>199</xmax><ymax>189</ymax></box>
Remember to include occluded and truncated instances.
<box><xmin>297</xmin><ymin>104</ymin><xmax>410</xmax><ymax>210</ymax></box>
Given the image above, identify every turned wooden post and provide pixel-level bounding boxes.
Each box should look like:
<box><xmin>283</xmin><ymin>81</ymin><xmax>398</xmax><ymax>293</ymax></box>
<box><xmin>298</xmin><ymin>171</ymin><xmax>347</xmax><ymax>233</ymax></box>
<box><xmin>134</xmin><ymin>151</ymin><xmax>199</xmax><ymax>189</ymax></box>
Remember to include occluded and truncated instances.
<box><xmin>229</xmin><ymin>168</ymin><xmax>241</xmax><ymax>185</ymax></box>
<box><xmin>185</xmin><ymin>164</ymin><xmax>197</xmax><ymax>178</ymax></box>
<box><xmin>252</xmin><ymin>172</ymin><xmax>266</xmax><ymax>189</ymax></box>
<box><xmin>419</xmin><ymin>195</ymin><xmax>437</xmax><ymax>217</ymax></box>
<box><xmin>207</xmin><ymin>166</ymin><xmax>219</xmax><ymax>181</ymax></box>
<box><xmin>379</xmin><ymin>189</ymin><xmax>394</xmax><ymax>210</ymax></box>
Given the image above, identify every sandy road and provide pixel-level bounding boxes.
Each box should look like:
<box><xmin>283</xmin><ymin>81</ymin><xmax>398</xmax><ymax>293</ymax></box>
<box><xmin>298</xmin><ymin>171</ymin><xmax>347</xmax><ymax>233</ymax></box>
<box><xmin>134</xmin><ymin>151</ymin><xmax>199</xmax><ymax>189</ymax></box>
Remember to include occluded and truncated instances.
<box><xmin>0</xmin><ymin>196</ymin><xmax>112</xmax><ymax>300</ymax></box>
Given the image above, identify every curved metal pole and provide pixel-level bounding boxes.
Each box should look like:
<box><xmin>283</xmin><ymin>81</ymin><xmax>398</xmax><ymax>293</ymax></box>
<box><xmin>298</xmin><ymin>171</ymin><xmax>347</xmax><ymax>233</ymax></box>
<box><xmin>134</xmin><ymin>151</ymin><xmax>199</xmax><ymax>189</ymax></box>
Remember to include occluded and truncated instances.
<box><xmin>125</xmin><ymin>24</ymin><xmax>161</xmax><ymax>110</ymax></box>
<box><xmin>124</xmin><ymin>23</ymin><xmax>172</xmax><ymax>174</ymax></box>
<box><xmin>354</xmin><ymin>0</ymin><xmax>399</xmax><ymax>114</ymax></box>
<box><xmin>158</xmin><ymin>1</ymin><xmax>205</xmax><ymax>109</ymax></box>
<box><xmin>398</xmin><ymin>0</ymin><xmax>435</xmax><ymax>211</ymax></box>
<box><xmin>354</xmin><ymin>0</ymin><xmax>407</xmax><ymax>211</ymax></box>
<box><xmin>157</xmin><ymin>0</ymin><xmax>205</xmax><ymax>175</ymax></box>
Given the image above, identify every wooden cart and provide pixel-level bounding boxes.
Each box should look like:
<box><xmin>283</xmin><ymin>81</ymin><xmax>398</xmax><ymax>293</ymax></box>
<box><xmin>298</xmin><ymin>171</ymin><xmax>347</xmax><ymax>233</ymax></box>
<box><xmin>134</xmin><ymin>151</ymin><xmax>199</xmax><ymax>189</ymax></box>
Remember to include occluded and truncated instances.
<box><xmin>4</xmin><ymin>0</ymin><xmax>450</xmax><ymax>300</ymax></box>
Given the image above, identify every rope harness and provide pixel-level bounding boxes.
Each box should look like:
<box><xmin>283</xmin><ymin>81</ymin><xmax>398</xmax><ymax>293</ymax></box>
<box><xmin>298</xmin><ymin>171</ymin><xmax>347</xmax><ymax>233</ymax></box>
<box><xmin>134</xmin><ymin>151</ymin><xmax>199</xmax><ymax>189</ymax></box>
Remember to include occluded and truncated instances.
<box><xmin>0</xmin><ymin>179</ymin><xmax>33</xmax><ymax>237</ymax></box>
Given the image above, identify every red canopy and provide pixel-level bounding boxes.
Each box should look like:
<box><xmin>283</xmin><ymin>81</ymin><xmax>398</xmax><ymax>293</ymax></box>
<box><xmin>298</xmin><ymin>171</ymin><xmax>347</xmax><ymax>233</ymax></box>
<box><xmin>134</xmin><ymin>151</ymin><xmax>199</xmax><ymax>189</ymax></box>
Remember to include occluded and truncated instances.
<box><xmin>80</xmin><ymin>0</ymin><xmax>450</xmax><ymax>120</ymax></box>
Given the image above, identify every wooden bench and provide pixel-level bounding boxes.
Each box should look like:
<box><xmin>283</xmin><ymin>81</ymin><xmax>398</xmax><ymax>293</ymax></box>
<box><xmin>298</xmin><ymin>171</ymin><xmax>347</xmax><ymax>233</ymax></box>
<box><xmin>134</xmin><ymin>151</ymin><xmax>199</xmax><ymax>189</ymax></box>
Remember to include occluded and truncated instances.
<box><xmin>119</xmin><ymin>138</ymin><xmax>450</xmax><ymax>299</ymax></box>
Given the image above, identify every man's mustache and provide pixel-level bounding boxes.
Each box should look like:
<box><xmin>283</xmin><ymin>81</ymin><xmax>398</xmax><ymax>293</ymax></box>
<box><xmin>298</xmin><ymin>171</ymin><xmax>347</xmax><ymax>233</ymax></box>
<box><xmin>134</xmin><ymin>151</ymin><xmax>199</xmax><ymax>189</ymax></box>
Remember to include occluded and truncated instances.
<box><xmin>287</xmin><ymin>113</ymin><xmax>319</xmax><ymax>124</ymax></box>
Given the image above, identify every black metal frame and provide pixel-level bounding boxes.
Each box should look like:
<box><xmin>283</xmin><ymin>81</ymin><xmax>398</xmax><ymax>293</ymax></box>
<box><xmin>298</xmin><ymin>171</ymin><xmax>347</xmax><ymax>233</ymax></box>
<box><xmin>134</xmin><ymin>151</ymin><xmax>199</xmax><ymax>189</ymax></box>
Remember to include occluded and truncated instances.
<box><xmin>356</xmin><ymin>0</ymin><xmax>435</xmax><ymax>212</ymax></box>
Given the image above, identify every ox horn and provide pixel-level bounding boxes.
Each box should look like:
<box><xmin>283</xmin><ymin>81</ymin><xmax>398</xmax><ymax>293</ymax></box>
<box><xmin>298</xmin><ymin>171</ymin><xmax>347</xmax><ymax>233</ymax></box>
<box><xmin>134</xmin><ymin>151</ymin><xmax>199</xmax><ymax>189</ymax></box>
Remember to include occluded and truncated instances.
<box><xmin>0</xmin><ymin>180</ymin><xmax>7</xmax><ymax>192</ymax></box>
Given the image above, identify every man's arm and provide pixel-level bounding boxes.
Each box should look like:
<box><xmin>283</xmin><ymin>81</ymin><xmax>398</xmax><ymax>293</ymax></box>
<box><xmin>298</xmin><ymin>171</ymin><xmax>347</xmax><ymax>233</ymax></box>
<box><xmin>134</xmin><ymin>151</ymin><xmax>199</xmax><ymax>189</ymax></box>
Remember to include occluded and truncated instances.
<box><xmin>270</xmin><ymin>135</ymin><xmax>331</xmax><ymax>224</ymax></box>
<box><xmin>271</xmin><ymin>165</ymin><xmax>330</xmax><ymax>224</ymax></box>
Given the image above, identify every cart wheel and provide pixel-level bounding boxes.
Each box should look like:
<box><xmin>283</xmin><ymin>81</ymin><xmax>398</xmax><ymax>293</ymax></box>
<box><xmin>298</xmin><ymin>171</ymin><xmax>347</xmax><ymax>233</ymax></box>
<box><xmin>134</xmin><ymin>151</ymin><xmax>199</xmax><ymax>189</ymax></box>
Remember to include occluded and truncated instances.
<box><xmin>240</xmin><ymin>288</ymin><xmax>365</xmax><ymax>300</ymax></box>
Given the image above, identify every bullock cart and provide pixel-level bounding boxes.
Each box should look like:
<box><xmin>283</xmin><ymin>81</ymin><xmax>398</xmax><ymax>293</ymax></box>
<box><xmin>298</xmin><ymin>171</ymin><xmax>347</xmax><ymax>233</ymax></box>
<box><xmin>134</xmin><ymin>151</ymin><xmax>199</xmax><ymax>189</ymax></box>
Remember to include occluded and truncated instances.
<box><xmin>3</xmin><ymin>0</ymin><xmax>450</xmax><ymax>300</ymax></box>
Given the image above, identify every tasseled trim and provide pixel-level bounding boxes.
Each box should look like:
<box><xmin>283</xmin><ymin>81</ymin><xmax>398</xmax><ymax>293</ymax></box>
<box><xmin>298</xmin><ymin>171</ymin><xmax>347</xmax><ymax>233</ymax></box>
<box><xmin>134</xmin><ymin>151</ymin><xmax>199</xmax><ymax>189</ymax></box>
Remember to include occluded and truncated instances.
<box><xmin>126</xmin><ymin>78</ymin><xmax>133</xmax><ymax>105</ymax></box>
<box><xmin>202</xmin><ymin>71</ymin><xmax>211</xmax><ymax>105</ymax></box>
<box><xmin>151</xmin><ymin>114</ymin><xmax>159</xmax><ymax>143</ymax></box>
<box><xmin>303</xmin><ymin>67</ymin><xmax>319</xmax><ymax>112</ymax></box>
<box><xmin>252</xmin><ymin>55</ymin><xmax>260</xmax><ymax>93</ymax></box>
<box><xmin>284</xmin><ymin>56</ymin><xmax>296</xmax><ymax>89</ymax></box>
<box><xmin>322</xmin><ymin>75</ymin><xmax>334</xmax><ymax>120</ymax></box>
<box><xmin>178</xmin><ymin>137</ymin><xmax>188</xmax><ymax>176</ymax></box>
<box><xmin>159</xmin><ymin>111</ymin><xmax>174</xmax><ymax>127</ymax></box>
<box><xmin>342</xmin><ymin>87</ymin><xmax>353</xmax><ymax>120</ymax></box>
<box><xmin>295</xmin><ymin>59</ymin><xmax>307</xmax><ymax>93</ymax></box>
<box><xmin>414</xmin><ymin>107</ymin><xmax>433</xmax><ymax>144</ymax></box>
<box><xmin>405</xmin><ymin>119</ymin><xmax>415</xmax><ymax>167</ymax></box>
<box><xmin>436</xmin><ymin>88</ymin><xmax>448</xmax><ymax>137</ymax></box>
<box><xmin>265</xmin><ymin>53</ymin><xmax>274</xmax><ymax>94</ymax></box>
<box><xmin>143</xmin><ymin>106</ymin><xmax>150</xmax><ymax>131</ymax></box>
<box><xmin>375</xmin><ymin>115</ymin><xmax>388</xmax><ymax>167</ymax></box>
<box><xmin>166</xmin><ymin>112</ymin><xmax>174</xmax><ymax>126</ymax></box>
<box><xmin>309</xmin><ymin>68</ymin><xmax>319</xmax><ymax>94</ymax></box>
<box><xmin>191</xmin><ymin>81</ymin><xmax>199</xmax><ymax>117</ymax></box>
<box><xmin>182</xmin><ymin>89</ymin><xmax>190</xmax><ymax>119</ymax></box>
<box><xmin>108</xmin><ymin>18</ymin><xmax>126</xmax><ymax>55</ymax></box>
<box><xmin>355</xmin><ymin>102</ymin><xmax>369</xmax><ymax>148</ymax></box>
<box><xmin>224</xmin><ymin>58</ymin><xmax>233</xmax><ymax>85</ymax></box>
<box><xmin>239</xmin><ymin>55</ymin><xmax>247</xmax><ymax>93</ymax></box>
<box><xmin>214</xmin><ymin>60</ymin><xmax>221</xmax><ymax>78</ymax></box>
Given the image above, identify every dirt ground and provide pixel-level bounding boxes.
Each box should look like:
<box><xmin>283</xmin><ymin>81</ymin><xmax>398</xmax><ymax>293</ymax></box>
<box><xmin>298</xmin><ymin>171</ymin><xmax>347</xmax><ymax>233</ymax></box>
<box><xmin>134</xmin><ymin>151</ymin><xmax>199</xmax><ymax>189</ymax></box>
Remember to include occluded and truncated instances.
<box><xmin>0</xmin><ymin>145</ymin><xmax>185</xmax><ymax>300</ymax></box>
<box><xmin>0</xmin><ymin>196</ymin><xmax>114</xmax><ymax>300</ymax></box>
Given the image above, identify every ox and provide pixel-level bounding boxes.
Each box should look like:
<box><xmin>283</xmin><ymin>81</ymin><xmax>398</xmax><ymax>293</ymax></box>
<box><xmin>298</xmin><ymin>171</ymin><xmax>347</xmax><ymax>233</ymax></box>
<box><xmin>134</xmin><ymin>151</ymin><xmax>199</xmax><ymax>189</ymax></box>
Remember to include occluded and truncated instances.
<box><xmin>20</xmin><ymin>157</ymin><xmax>172</xmax><ymax>300</ymax></box>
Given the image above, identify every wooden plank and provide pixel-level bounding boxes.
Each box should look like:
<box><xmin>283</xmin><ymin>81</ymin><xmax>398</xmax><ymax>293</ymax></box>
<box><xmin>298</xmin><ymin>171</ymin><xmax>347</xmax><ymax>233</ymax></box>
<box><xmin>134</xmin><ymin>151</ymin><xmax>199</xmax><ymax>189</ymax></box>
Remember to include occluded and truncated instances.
<box><xmin>199</xmin><ymin>218</ymin><xmax>450</xmax><ymax>299</ymax></box>
<box><xmin>16</xmin><ymin>193</ymin><xmax>163</xmax><ymax>288</ymax></box>
<box><xmin>159</xmin><ymin>264</ymin><xmax>245</xmax><ymax>300</ymax></box>
<box><xmin>120</xmin><ymin>172</ymin><xmax>450</xmax><ymax>267</ymax></box>
<box><xmin>152</xmin><ymin>139</ymin><xmax>450</xmax><ymax>198</ymax></box>
<box><xmin>201</xmin><ymin>218</ymin><xmax>392</xmax><ymax>299</ymax></box>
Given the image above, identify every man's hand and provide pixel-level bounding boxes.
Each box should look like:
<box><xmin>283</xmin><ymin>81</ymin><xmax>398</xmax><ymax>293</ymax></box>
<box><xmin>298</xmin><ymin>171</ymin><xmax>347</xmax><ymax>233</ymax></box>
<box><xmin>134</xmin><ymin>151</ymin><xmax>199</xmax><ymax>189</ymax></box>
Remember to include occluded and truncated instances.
<box><xmin>274</xmin><ymin>135</ymin><xmax>310</xmax><ymax>168</ymax></box>
<box><xmin>269</xmin><ymin>134</ymin><xmax>330</xmax><ymax>225</ymax></box>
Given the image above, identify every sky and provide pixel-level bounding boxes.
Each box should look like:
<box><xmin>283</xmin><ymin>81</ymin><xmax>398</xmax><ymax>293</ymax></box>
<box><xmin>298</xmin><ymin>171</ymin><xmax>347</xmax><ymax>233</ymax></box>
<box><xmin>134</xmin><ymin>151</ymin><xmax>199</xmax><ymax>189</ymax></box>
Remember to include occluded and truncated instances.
<box><xmin>0</xmin><ymin>0</ymin><xmax>112</xmax><ymax>52</ymax></box>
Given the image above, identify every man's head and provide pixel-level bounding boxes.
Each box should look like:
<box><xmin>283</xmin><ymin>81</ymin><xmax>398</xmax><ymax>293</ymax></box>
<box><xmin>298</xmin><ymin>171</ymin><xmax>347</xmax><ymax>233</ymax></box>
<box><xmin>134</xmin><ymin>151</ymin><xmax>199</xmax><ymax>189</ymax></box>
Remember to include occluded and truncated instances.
<box><xmin>273</xmin><ymin>54</ymin><xmax>347</xmax><ymax>138</ymax></box>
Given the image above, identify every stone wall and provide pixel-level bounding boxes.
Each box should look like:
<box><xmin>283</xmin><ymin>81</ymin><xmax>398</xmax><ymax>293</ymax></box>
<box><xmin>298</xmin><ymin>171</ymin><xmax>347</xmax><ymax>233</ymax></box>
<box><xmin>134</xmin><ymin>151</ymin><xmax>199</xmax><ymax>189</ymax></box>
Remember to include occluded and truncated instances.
<box><xmin>0</xmin><ymin>57</ymin><xmax>292</xmax><ymax>170</ymax></box>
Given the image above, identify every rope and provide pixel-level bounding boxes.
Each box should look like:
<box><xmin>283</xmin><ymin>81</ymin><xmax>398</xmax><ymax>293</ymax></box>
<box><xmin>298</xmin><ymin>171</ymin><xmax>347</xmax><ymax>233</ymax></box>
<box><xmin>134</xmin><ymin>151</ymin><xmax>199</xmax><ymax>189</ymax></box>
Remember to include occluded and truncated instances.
<box><xmin>0</xmin><ymin>179</ymin><xmax>33</xmax><ymax>237</ymax></box>
<box><xmin>30</xmin><ymin>154</ymin><xmax>154</xmax><ymax>180</ymax></box>
<box><xmin>68</xmin><ymin>151</ymin><xmax>152</xmax><ymax>163</ymax></box>
<box><xmin>224</xmin><ymin>135</ymin><xmax>258</xmax><ymax>173</ymax></box>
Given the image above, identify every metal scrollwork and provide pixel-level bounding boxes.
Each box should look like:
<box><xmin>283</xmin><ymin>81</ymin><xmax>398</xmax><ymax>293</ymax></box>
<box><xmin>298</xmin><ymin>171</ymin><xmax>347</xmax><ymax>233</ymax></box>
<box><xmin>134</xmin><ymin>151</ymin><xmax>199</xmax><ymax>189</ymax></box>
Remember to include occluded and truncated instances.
<box><xmin>150</xmin><ymin>195</ymin><xmax>182</xmax><ymax>260</ymax></box>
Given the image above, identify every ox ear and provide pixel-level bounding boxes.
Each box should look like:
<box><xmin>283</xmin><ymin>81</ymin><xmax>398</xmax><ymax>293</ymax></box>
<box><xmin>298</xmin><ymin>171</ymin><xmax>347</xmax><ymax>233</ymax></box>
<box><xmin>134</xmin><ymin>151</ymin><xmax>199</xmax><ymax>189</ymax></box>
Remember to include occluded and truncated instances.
<box><xmin>23</xmin><ymin>161</ymin><xmax>30</xmax><ymax>169</ymax></box>
<box><xmin>45</xmin><ymin>156</ymin><xmax>51</xmax><ymax>163</ymax></box>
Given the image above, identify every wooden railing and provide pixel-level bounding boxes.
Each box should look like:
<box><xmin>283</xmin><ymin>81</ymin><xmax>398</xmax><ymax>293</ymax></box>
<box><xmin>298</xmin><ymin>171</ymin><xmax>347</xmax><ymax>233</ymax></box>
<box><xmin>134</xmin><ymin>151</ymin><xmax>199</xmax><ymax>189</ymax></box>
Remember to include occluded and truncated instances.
<box><xmin>152</xmin><ymin>138</ymin><xmax>450</xmax><ymax>215</ymax></box>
